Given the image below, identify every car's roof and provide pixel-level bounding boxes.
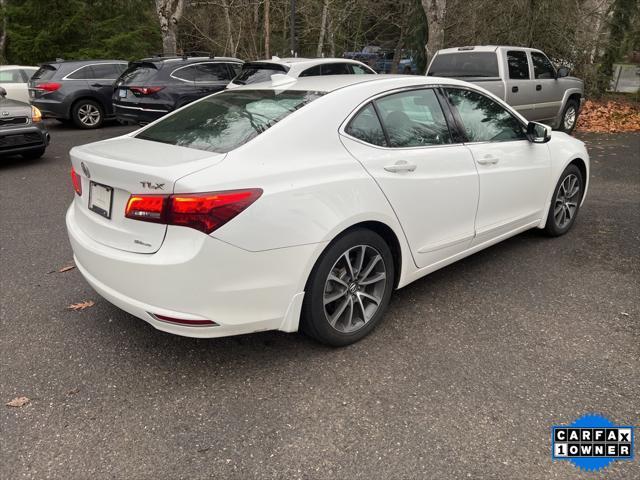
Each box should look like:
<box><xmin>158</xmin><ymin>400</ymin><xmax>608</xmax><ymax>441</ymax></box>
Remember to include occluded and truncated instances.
<box><xmin>138</xmin><ymin>56</ymin><xmax>243</xmax><ymax>64</ymax></box>
<box><xmin>40</xmin><ymin>59</ymin><xmax>128</xmax><ymax>67</ymax></box>
<box><xmin>436</xmin><ymin>45</ymin><xmax>544</xmax><ymax>54</ymax></box>
<box><xmin>251</xmin><ymin>57</ymin><xmax>368</xmax><ymax>67</ymax></box>
<box><xmin>233</xmin><ymin>74</ymin><xmax>472</xmax><ymax>93</ymax></box>
<box><xmin>0</xmin><ymin>65</ymin><xmax>38</xmax><ymax>70</ymax></box>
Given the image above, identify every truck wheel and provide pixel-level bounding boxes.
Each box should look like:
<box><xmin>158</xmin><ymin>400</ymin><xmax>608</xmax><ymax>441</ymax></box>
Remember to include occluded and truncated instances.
<box><xmin>558</xmin><ymin>99</ymin><xmax>579</xmax><ymax>134</ymax></box>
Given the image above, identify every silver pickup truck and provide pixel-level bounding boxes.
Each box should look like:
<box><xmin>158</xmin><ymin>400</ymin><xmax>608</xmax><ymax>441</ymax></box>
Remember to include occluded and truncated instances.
<box><xmin>427</xmin><ymin>46</ymin><xmax>584</xmax><ymax>133</ymax></box>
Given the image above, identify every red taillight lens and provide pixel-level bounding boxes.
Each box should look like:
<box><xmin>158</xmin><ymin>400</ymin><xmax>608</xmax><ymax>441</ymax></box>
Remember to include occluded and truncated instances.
<box><xmin>125</xmin><ymin>195</ymin><xmax>167</xmax><ymax>222</ymax></box>
<box><xmin>129</xmin><ymin>86</ymin><xmax>164</xmax><ymax>96</ymax></box>
<box><xmin>125</xmin><ymin>189</ymin><xmax>262</xmax><ymax>234</ymax></box>
<box><xmin>71</xmin><ymin>167</ymin><xmax>82</xmax><ymax>195</ymax></box>
<box><xmin>37</xmin><ymin>82</ymin><xmax>61</xmax><ymax>92</ymax></box>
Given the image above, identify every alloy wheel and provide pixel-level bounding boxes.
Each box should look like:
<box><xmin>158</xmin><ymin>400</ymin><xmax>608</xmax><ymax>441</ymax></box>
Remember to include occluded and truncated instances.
<box><xmin>323</xmin><ymin>245</ymin><xmax>387</xmax><ymax>334</ymax></box>
<box><xmin>78</xmin><ymin>104</ymin><xmax>101</xmax><ymax>127</ymax></box>
<box><xmin>554</xmin><ymin>173</ymin><xmax>580</xmax><ymax>229</ymax></box>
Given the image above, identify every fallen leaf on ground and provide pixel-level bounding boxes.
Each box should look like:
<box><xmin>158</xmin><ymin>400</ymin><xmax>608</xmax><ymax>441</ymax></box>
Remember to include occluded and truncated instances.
<box><xmin>577</xmin><ymin>99</ymin><xmax>640</xmax><ymax>133</ymax></box>
<box><xmin>57</xmin><ymin>265</ymin><xmax>76</xmax><ymax>273</ymax></box>
<box><xmin>67</xmin><ymin>388</ymin><xmax>80</xmax><ymax>396</ymax></box>
<box><xmin>67</xmin><ymin>301</ymin><xmax>95</xmax><ymax>311</ymax></box>
<box><xmin>6</xmin><ymin>396</ymin><xmax>30</xmax><ymax>408</ymax></box>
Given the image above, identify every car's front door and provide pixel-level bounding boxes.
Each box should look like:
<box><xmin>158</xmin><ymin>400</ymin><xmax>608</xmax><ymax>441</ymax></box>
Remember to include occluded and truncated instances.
<box><xmin>529</xmin><ymin>51</ymin><xmax>564</xmax><ymax>123</ymax></box>
<box><xmin>444</xmin><ymin>87</ymin><xmax>551</xmax><ymax>245</ymax></box>
<box><xmin>340</xmin><ymin>88</ymin><xmax>479</xmax><ymax>269</ymax></box>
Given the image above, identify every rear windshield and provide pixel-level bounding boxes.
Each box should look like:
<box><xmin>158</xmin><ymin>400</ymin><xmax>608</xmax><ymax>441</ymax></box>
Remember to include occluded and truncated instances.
<box><xmin>136</xmin><ymin>89</ymin><xmax>324</xmax><ymax>153</ymax></box>
<box><xmin>233</xmin><ymin>63</ymin><xmax>289</xmax><ymax>85</ymax></box>
<box><xmin>118</xmin><ymin>62</ymin><xmax>159</xmax><ymax>84</ymax></box>
<box><xmin>427</xmin><ymin>52</ymin><xmax>499</xmax><ymax>78</ymax></box>
<box><xmin>31</xmin><ymin>65</ymin><xmax>57</xmax><ymax>81</ymax></box>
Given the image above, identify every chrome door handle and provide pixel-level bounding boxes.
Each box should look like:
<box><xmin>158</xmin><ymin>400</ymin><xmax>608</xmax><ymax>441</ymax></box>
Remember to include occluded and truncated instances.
<box><xmin>476</xmin><ymin>155</ymin><xmax>499</xmax><ymax>165</ymax></box>
<box><xmin>384</xmin><ymin>161</ymin><xmax>417</xmax><ymax>173</ymax></box>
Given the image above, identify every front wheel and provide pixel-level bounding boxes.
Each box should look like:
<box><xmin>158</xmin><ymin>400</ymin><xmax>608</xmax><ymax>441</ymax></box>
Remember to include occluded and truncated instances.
<box><xmin>558</xmin><ymin>99</ymin><xmax>579</xmax><ymax>134</ymax></box>
<box><xmin>301</xmin><ymin>229</ymin><xmax>394</xmax><ymax>346</ymax></box>
<box><xmin>544</xmin><ymin>164</ymin><xmax>584</xmax><ymax>236</ymax></box>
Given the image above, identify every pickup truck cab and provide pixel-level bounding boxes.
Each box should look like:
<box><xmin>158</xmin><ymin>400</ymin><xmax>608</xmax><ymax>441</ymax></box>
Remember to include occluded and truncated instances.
<box><xmin>427</xmin><ymin>46</ymin><xmax>584</xmax><ymax>133</ymax></box>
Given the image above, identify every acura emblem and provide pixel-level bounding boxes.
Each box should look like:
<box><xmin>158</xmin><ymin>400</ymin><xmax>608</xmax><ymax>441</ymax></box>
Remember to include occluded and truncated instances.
<box><xmin>81</xmin><ymin>162</ymin><xmax>91</xmax><ymax>178</ymax></box>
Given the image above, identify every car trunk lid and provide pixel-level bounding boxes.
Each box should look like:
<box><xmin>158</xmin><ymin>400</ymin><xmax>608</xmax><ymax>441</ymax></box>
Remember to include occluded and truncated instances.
<box><xmin>70</xmin><ymin>135</ymin><xmax>226</xmax><ymax>253</ymax></box>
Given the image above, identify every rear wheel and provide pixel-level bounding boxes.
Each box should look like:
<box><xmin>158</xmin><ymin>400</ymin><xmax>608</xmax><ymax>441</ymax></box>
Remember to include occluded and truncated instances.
<box><xmin>544</xmin><ymin>164</ymin><xmax>583</xmax><ymax>236</ymax></box>
<box><xmin>301</xmin><ymin>229</ymin><xmax>394</xmax><ymax>346</ymax></box>
<box><xmin>71</xmin><ymin>99</ymin><xmax>104</xmax><ymax>129</ymax></box>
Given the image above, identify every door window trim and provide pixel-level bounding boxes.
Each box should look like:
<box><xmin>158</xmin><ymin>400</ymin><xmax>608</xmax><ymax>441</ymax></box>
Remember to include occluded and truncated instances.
<box><xmin>340</xmin><ymin>86</ymin><xmax>465</xmax><ymax>151</ymax></box>
<box><xmin>62</xmin><ymin>62</ymin><xmax>128</xmax><ymax>81</ymax></box>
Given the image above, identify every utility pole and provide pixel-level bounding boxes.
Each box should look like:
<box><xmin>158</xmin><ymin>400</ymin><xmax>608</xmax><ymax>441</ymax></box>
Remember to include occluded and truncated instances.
<box><xmin>290</xmin><ymin>0</ymin><xmax>297</xmax><ymax>55</ymax></box>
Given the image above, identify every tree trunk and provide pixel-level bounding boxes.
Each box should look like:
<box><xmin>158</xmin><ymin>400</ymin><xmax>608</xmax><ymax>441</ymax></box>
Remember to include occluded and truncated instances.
<box><xmin>264</xmin><ymin>0</ymin><xmax>271</xmax><ymax>58</ymax></box>
<box><xmin>328</xmin><ymin>12</ymin><xmax>336</xmax><ymax>57</ymax></box>
<box><xmin>421</xmin><ymin>0</ymin><xmax>446</xmax><ymax>64</ymax></box>
<box><xmin>222</xmin><ymin>0</ymin><xmax>234</xmax><ymax>56</ymax></box>
<box><xmin>0</xmin><ymin>0</ymin><xmax>7</xmax><ymax>63</ymax></box>
<box><xmin>316</xmin><ymin>0</ymin><xmax>329</xmax><ymax>57</ymax></box>
<box><xmin>391</xmin><ymin>27</ymin><xmax>405</xmax><ymax>74</ymax></box>
<box><xmin>155</xmin><ymin>0</ymin><xmax>187</xmax><ymax>56</ymax></box>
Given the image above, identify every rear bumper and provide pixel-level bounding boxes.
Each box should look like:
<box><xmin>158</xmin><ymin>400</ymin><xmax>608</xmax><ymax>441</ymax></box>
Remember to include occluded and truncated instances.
<box><xmin>113</xmin><ymin>102</ymin><xmax>169</xmax><ymax>124</ymax></box>
<box><xmin>31</xmin><ymin>98</ymin><xmax>68</xmax><ymax>119</ymax></box>
<box><xmin>0</xmin><ymin>124</ymin><xmax>50</xmax><ymax>156</ymax></box>
<box><xmin>66</xmin><ymin>204</ymin><xmax>317</xmax><ymax>338</ymax></box>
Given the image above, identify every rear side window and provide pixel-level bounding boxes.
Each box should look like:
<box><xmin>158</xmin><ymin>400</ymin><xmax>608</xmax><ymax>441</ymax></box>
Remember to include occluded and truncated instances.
<box><xmin>531</xmin><ymin>52</ymin><xmax>556</xmax><ymax>79</ymax></box>
<box><xmin>321</xmin><ymin>63</ymin><xmax>352</xmax><ymax>75</ymax></box>
<box><xmin>90</xmin><ymin>63</ymin><xmax>126</xmax><ymax>79</ymax></box>
<box><xmin>31</xmin><ymin>65</ymin><xmax>57</xmax><ymax>81</ymax></box>
<box><xmin>119</xmin><ymin>63</ymin><xmax>159</xmax><ymax>84</ymax></box>
<box><xmin>0</xmin><ymin>69</ymin><xmax>23</xmax><ymax>83</ymax></box>
<box><xmin>375</xmin><ymin>89</ymin><xmax>451</xmax><ymax>147</ymax></box>
<box><xmin>233</xmin><ymin>63</ymin><xmax>288</xmax><ymax>85</ymax></box>
<box><xmin>136</xmin><ymin>89</ymin><xmax>324</xmax><ymax>153</ymax></box>
<box><xmin>507</xmin><ymin>51</ymin><xmax>530</xmax><ymax>80</ymax></box>
<box><xmin>299</xmin><ymin>65</ymin><xmax>322</xmax><ymax>77</ymax></box>
<box><xmin>345</xmin><ymin>104</ymin><xmax>387</xmax><ymax>147</ymax></box>
<box><xmin>427</xmin><ymin>52</ymin><xmax>499</xmax><ymax>77</ymax></box>
<box><xmin>66</xmin><ymin>65</ymin><xmax>94</xmax><ymax>79</ymax></box>
<box><xmin>352</xmin><ymin>64</ymin><xmax>375</xmax><ymax>75</ymax></box>
<box><xmin>196</xmin><ymin>63</ymin><xmax>231</xmax><ymax>82</ymax></box>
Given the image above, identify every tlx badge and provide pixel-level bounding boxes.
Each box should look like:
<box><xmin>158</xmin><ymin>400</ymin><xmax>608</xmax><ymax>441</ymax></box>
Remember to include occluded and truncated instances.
<box><xmin>140</xmin><ymin>181</ymin><xmax>164</xmax><ymax>190</ymax></box>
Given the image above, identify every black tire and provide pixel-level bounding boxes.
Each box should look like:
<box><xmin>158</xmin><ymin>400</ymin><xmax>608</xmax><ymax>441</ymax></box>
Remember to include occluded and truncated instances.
<box><xmin>558</xmin><ymin>99</ymin><xmax>580</xmax><ymax>134</ymax></box>
<box><xmin>71</xmin><ymin>99</ymin><xmax>104</xmax><ymax>129</ymax></box>
<box><xmin>544</xmin><ymin>164</ymin><xmax>584</xmax><ymax>236</ymax></box>
<box><xmin>21</xmin><ymin>147</ymin><xmax>45</xmax><ymax>160</ymax></box>
<box><xmin>301</xmin><ymin>228</ymin><xmax>395</xmax><ymax>347</ymax></box>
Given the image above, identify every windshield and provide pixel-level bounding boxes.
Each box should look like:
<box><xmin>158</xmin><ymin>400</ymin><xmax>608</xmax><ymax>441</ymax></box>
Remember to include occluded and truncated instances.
<box><xmin>428</xmin><ymin>52</ymin><xmax>499</xmax><ymax>78</ymax></box>
<box><xmin>233</xmin><ymin>63</ymin><xmax>289</xmax><ymax>85</ymax></box>
<box><xmin>31</xmin><ymin>65</ymin><xmax>57</xmax><ymax>81</ymax></box>
<box><xmin>136</xmin><ymin>89</ymin><xmax>324</xmax><ymax>153</ymax></box>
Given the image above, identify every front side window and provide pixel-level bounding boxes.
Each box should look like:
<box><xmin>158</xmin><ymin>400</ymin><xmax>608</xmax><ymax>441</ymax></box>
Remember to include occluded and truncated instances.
<box><xmin>345</xmin><ymin>104</ymin><xmax>387</xmax><ymax>147</ymax></box>
<box><xmin>321</xmin><ymin>63</ymin><xmax>352</xmax><ymax>75</ymax></box>
<box><xmin>196</xmin><ymin>63</ymin><xmax>230</xmax><ymax>82</ymax></box>
<box><xmin>299</xmin><ymin>65</ymin><xmax>322</xmax><ymax>77</ymax></box>
<box><xmin>531</xmin><ymin>52</ymin><xmax>556</xmax><ymax>79</ymax></box>
<box><xmin>136</xmin><ymin>89</ymin><xmax>324</xmax><ymax>153</ymax></box>
<box><xmin>375</xmin><ymin>89</ymin><xmax>451</xmax><ymax>147</ymax></box>
<box><xmin>446</xmin><ymin>88</ymin><xmax>526</xmax><ymax>142</ymax></box>
<box><xmin>507</xmin><ymin>51</ymin><xmax>530</xmax><ymax>80</ymax></box>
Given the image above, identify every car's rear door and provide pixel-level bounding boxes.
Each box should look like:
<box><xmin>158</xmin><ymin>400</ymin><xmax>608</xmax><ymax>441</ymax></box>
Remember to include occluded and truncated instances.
<box><xmin>444</xmin><ymin>87</ymin><xmax>551</xmax><ymax>245</ymax></box>
<box><xmin>194</xmin><ymin>62</ymin><xmax>233</xmax><ymax>97</ymax></box>
<box><xmin>529</xmin><ymin>51</ymin><xmax>564</xmax><ymax>123</ymax></box>
<box><xmin>504</xmin><ymin>49</ymin><xmax>535</xmax><ymax>120</ymax></box>
<box><xmin>87</xmin><ymin>63</ymin><xmax>128</xmax><ymax>115</ymax></box>
<box><xmin>340</xmin><ymin>87</ymin><xmax>479</xmax><ymax>269</ymax></box>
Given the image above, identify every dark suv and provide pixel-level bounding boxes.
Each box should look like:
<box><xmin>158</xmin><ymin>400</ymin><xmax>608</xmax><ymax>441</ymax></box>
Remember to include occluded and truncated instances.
<box><xmin>112</xmin><ymin>56</ymin><xmax>243</xmax><ymax>124</ymax></box>
<box><xmin>29</xmin><ymin>60</ymin><xmax>128</xmax><ymax>129</ymax></box>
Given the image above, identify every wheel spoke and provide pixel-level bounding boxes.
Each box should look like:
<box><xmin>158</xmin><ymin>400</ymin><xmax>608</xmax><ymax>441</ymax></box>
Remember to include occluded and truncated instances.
<box><xmin>355</xmin><ymin>294</ymin><xmax>367</xmax><ymax>321</ymax></box>
<box><xmin>359</xmin><ymin>254</ymin><xmax>381</xmax><ymax>283</ymax></box>
<box><xmin>328</xmin><ymin>274</ymin><xmax>348</xmax><ymax>289</ymax></box>
<box><xmin>359</xmin><ymin>271</ymin><xmax>386</xmax><ymax>286</ymax></box>
<box><xmin>357</xmin><ymin>291</ymin><xmax>381</xmax><ymax>306</ymax></box>
<box><xmin>355</xmin><ymin>246</ymin><xmax>366</xmax><ymax>277</ymax></box>
<box><xmin>324</xmin><ymin>288</ymin><xmax>347</xmax><ymax>305</ymax></box>
<box><xmin>329</xmin><ymin>296</ymin><xmax>350</xmax><ymax>327</ymax></box>
<box><xmin>343</xmin><ymin>252</ymin><xmax>356</xmax><ymax>281</ymax></box>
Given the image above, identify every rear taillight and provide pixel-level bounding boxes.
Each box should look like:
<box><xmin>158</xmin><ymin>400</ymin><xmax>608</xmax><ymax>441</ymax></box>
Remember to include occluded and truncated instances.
<box><xmin>36</xmin><ymin>82</ymin><xmax>61</xmax><ymax>92</ymax></box>
<box><xmin>129</xmin><ymin>86</ymin><xmax>164</xmax><ymax>96</ymax></box>
<box><xmin>71</xmin><ymin>167</ymin><xmax>82</xmax><ymax>196</ymax></box>
<box><xmin>125</xmin><ymin>189</ymin><xmax>262</xmax><ymax>234</ymax></box>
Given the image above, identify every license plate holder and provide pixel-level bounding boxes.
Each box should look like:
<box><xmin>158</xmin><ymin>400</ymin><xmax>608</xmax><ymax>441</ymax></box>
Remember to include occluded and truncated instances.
<box><xmin>88</xmin><ymin>181</ymin><xmax>113</xmax><ymax>219</ymax></box>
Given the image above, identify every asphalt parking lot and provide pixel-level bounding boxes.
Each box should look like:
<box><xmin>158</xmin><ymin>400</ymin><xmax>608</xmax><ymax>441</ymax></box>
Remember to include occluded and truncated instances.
<box><xmin>1</xmin><ymin>120</ymin><xmax>638</xmax><ymax>479</ymax></box>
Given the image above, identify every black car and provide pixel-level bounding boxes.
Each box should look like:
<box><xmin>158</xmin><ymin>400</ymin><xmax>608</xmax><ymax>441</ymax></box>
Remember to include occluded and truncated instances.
<box><xmin>0</xmin><ymin>87</ymin><xmax>50</xmax><ymax>159</ymax></box>
<box><xmin>29</xmin><ymin>59</ymin><xmax>128</xmax><ymax>129</ymax></box>
<box><xmin>112</xmin><ymin>56</ymin><xmax>243</xmax><ymax>124</ymax></box>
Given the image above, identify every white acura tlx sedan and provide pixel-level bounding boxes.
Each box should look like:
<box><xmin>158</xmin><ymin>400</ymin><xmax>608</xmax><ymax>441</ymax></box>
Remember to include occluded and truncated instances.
<box><xmin>66</xmin><ymin>75</ymin><xmax>589</xmax><ymax>346</ymax></box>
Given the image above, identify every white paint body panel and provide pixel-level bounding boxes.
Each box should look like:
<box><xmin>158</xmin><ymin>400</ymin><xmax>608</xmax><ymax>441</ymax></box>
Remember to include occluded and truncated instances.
<box><xmin>66</xmin><ymin>75</ymin><xmax>590</xmax><ymax>339</ymax></box>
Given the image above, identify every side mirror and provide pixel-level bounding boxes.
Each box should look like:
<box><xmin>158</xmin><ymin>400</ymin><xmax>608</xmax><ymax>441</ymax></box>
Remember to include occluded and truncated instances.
<box><xmin>0</xmin><ymin>86</ymin><xmax>7</xmax><ymax>98</ymax></box>
<box><xmin>557</xmin><ymin>66</ymin><xmax>570</xmax><ymax>78</ymax></box>
<box><xmin>527</xmin><ymin>121</ymin><xmax>551</xmax><ymax>143</ymax></box>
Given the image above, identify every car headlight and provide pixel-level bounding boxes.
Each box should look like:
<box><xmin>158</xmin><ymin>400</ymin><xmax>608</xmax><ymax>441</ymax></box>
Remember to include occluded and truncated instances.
<box><xmin>31</xmin><ymin>105</ymin><xmax>42</xmax><ymax>123</ymax></box>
